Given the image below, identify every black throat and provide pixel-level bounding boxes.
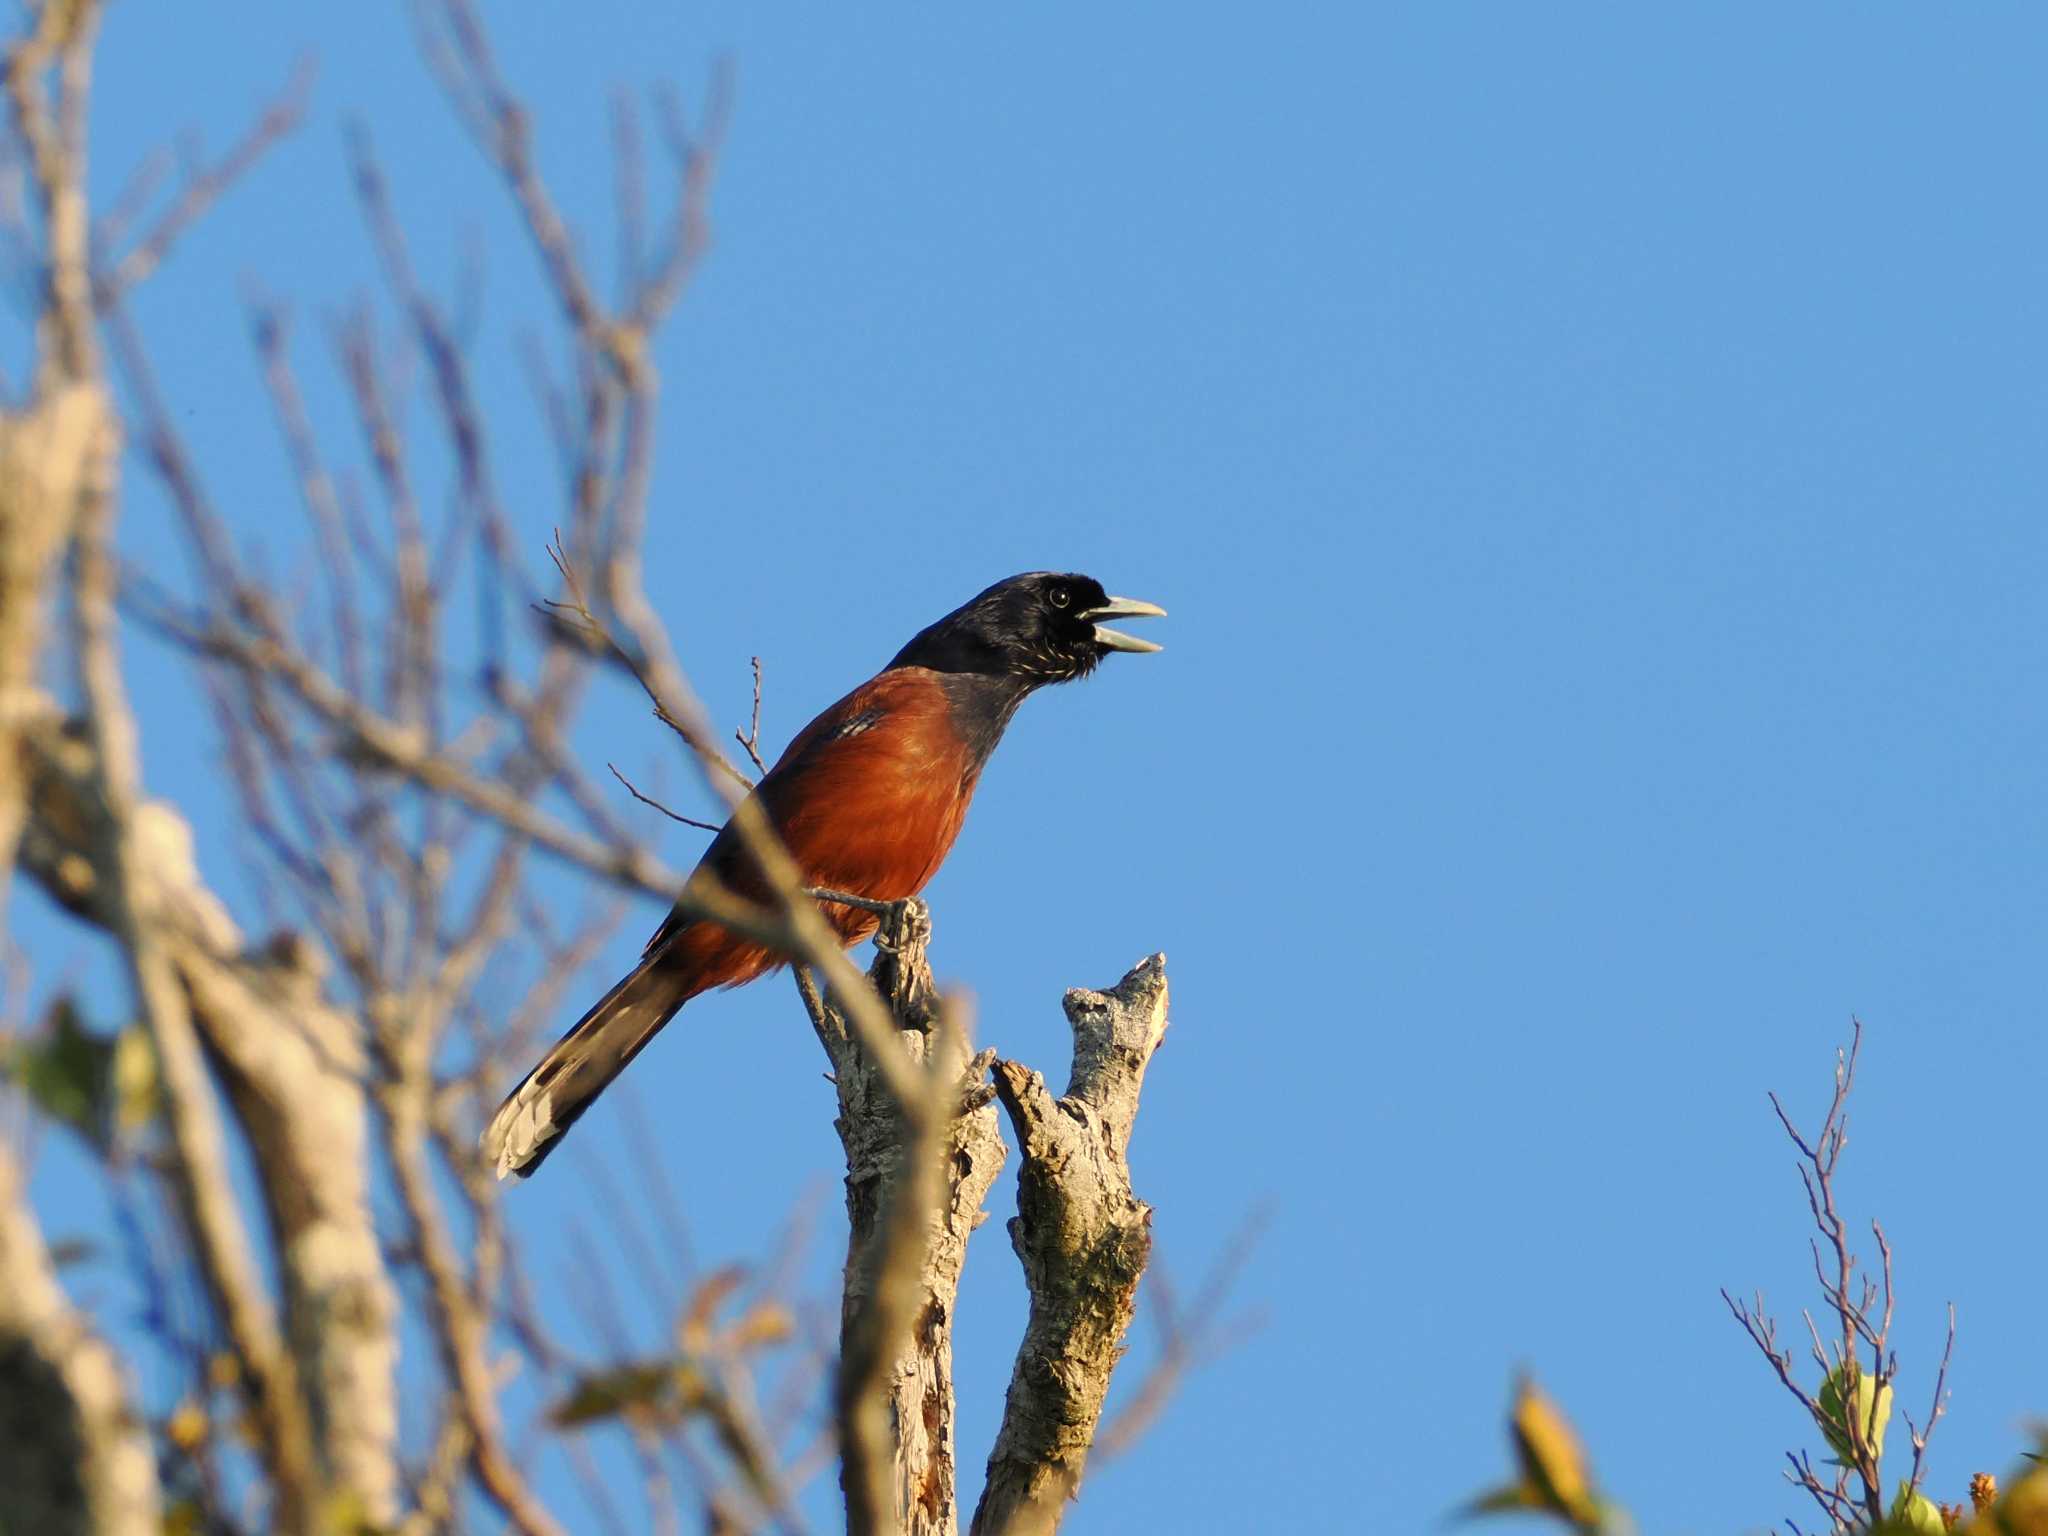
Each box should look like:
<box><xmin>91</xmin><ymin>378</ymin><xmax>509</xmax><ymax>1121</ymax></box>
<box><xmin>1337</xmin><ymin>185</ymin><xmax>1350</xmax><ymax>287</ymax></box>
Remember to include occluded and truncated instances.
<box><xmin>929</xmin><ymin>669</ymin><xmax>1035</xmax><ymax>778</ymax></box>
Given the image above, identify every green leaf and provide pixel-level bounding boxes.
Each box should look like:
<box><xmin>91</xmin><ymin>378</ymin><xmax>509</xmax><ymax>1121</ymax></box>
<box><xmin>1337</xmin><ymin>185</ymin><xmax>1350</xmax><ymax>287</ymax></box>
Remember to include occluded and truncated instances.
<box><xmin>1887</xmin><ymin>1480</ymin><xmax>1946</xmax><ymax>1533</ymax></box>
<box><xmin>1</xmin><ymin>997</ymin><xmax>161</xmax><ymax>1159</ymax></box>
<box><xmin>1817</xmin><ymin>1362</ymin><xmax>1891</xmax><ymax>1465</ymax></box>
<box><xmin>3</xmin><ymin>995</ymin><xmax>114</xmax><ymax>1152</ymax></box>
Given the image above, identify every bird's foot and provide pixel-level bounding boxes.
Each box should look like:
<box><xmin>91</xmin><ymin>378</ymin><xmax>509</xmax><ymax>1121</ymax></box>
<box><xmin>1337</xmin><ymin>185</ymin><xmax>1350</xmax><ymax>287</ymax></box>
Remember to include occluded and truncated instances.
<box><xmin>869</xmin><ymin>897</ymin><xmax>937</xmax><ymax>1031</ymax></box>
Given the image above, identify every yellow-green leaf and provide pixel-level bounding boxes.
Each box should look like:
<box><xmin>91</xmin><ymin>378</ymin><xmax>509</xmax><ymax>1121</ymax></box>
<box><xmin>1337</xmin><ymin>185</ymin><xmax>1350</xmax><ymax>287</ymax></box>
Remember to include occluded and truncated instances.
<box><xmin>1510</xmin><ymin>1377</ymin><xmax>1597</xmax><ymax>1521</ymax></box>
<box><xmin>1818</xmin><ymin>1362</ymin><xmax>1891</xmax><ymax>1465</ymax></box>
<box><xmin>1887</xmin><ymin>1480</ymin><xmax>1945</xmax><ymax>1533</ymax></box>
<box><xmin>1460</xmin><ymin>1377</ymin><xmax>1619</xmax><ymax>1533</ymax></box>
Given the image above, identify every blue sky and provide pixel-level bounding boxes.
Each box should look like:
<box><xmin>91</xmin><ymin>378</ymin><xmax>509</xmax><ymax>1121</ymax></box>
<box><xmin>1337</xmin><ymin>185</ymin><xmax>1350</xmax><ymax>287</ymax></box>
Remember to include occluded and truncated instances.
<box><xmin>12</xmin><ymin>4</ymin><xmax>2047</xmax><ymax>1531</ymax></box>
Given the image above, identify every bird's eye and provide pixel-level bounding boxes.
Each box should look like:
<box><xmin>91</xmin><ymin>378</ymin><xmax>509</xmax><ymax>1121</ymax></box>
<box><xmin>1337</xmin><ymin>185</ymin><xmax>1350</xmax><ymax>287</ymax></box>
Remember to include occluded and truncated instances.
<box><xmin>1048</xmin><ymin>586</ymin><xmax>1071</xmax><ymax>610</ymax></box>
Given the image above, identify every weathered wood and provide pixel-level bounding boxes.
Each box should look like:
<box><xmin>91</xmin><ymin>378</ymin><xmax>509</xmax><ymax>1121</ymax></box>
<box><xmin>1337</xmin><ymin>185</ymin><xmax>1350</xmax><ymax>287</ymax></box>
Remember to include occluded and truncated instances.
<box><xmin>807</xmin><ymin>901</ymin><xmax>1006</xmax><ymax>1536</ymax></box>
<box><xmin>972</xmin><ymin>955</ymin><xmax>1170</xmax><ymax>1536</ymax></box>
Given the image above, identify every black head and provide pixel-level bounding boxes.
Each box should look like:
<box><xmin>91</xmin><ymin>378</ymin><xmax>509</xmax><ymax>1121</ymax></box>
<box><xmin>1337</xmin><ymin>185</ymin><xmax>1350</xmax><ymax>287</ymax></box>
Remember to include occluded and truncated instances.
<box><xmin>889</xmin><ymin>572</ymin><xmax>1165</xmax><ymax>685</ymax></box>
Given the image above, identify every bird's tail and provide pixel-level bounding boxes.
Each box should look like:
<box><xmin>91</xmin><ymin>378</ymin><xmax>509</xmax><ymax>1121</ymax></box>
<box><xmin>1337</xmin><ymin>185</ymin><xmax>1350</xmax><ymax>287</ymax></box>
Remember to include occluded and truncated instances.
<box><xmin>482</xmin><ymin>952</ymin><xmax>689</xmax><ymax>1179</ymax></box>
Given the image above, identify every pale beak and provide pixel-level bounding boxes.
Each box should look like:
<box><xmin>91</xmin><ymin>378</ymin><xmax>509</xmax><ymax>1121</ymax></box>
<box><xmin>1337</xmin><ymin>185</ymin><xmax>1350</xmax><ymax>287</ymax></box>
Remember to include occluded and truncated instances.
<box><xmin>1079</xmin><ymin>596</ymin><xmax>1166</xmax><ymax>653</ymax></box>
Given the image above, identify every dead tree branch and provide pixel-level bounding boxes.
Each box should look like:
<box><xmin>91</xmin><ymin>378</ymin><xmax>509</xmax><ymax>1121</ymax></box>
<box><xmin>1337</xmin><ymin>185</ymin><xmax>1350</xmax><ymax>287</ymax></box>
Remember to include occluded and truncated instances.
<box><xmin>71</xmin><ymin>478</ymin><xmax>330</xmax><ymax>1535</ymax></box>
<box><xmin>972</xmin><ymin>955</ymin><xmax>1171</xmax><ymax>1536</ymax></box>
<box><xmin>0</xmin><ymin>1139</ymin><xmax>161</xmax><ymax>1536</ymax></box>
<box><xmin>798</xmin><ymin>902</ymin><xmax>1007</xmax><ymax>1536</ymax></box>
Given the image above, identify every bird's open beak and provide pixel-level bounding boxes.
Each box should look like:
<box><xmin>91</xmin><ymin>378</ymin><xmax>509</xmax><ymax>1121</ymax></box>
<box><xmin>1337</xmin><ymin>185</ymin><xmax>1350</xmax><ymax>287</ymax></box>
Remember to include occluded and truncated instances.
<box><xmin>1080</xmin><ymin>596</ymin><xmax>1166</xmax><ymax>653</ymax></box>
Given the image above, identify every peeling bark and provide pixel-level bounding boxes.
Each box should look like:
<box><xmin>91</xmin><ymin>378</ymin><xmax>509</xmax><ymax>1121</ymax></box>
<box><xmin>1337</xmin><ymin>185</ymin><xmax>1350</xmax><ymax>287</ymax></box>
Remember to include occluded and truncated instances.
<box><xmin>0</xmin><ymin>147</ymin><xmax>162</xmax><ymax>1536</ymax></box>
<box><xmin>816</xmin><ymin>928</ymin><xmax>1175</xmax><ymax>1536</ymax></box>
<box><xmin>0</xmin><ymin>384</ymin><xmax>106</xmax><ymax>914</ymax></box>
<box><xmin>972</xmin><ymin>955</ymin><xmax>1170</xmax><ymax>1536</ymax></box>
<box><xmin>810</xmin><ymin>903</ymin><xmax>1008</xmax><ymax>1536</ymax></box>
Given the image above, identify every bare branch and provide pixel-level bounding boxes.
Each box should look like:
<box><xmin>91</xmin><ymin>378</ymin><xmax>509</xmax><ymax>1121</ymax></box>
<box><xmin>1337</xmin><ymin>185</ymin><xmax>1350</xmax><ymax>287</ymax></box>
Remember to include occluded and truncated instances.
<box><xmin>609</xmin><ymin>760</ymin><xmax>719</xmax><ymax>832</ymax></box>
<box><xmin>1904</xmin><ymin>1303</ymin><xmax>1956</xmax><ymax>1493</ymax></box>
<box><xmin>974</xmin><ymin>955</ymin><xmax>1171</xmax><ymax>1536</ymax></box>
<box><xmin>4</xmin><ymin>0</ymin><xmax>102</xmax><ymax>383</ymax></box>
<box><xmin>93</xmin><ymin>56</ymin><xmax>312</xmax><ymax>303</ymax></box>
<box><xmin>634</xmin><ymin>65</ymin><xmax>730</xmax><ymax>332</ymax></box>
<box><xmin>1720</xmin><ymin>1289</ymin><xmax>1826</xmax><ymax>1427</ymax></box>
<box><xmin>126</xmin><ymin>591</ymin><xmax>689</xmax><ymax>899</ymax></box>
<box><xmin>809</xmin><ymin>903</ymin><xmax>1005</xmax><ymax>1536</ymax></box>
<box><xmin>69</xmin><ymin>400</ymin><xmax>324</xmax><ymax>1531</ymax></box>
<box><xmin>735</xmin><ymin>655</ymin><xmax>766</xmax><ymax>775</ymax></box>
<box><xmin>385</xmin><ymin>1071</ymin><xmax>566</xmax><ymax>1536</ymax></box>
<box><xmin>0</xmin><ymin>1139</ymin><xmax>161</xmax><ymax>1536</ymax></box>
<box><xmin>414</xmin><ymin>0</ymin><xmax>609</xmax><ymax>348</ymax></box>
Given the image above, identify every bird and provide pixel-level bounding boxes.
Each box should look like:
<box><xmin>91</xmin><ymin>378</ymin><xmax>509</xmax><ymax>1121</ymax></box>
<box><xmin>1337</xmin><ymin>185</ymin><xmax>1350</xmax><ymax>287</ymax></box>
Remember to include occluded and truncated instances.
<box><xmin>482</xmin><ymin>571</ymin><xmax>1164</xmax><ymax>1178</ymax></box>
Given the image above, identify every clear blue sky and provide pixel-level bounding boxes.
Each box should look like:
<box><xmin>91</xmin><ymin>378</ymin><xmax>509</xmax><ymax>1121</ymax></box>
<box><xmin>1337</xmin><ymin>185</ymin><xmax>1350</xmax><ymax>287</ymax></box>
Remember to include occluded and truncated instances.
<box><xmin>14</xmin><ymin>4</ymin><xmax>2047</xmax><ymax>1530</ymax></box>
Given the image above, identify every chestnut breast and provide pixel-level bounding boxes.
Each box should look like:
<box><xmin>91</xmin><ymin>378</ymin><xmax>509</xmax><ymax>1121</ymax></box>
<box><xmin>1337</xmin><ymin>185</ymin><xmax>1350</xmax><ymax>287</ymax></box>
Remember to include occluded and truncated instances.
<box><xmin>649</xmin><ymin>668</ymin><xmax>992</xmax><ymax>994</ymax></box>
<box><xmin>750</xmin><ymin>666</ymin><xmax>985</xmax><ymax>904</ymax></box>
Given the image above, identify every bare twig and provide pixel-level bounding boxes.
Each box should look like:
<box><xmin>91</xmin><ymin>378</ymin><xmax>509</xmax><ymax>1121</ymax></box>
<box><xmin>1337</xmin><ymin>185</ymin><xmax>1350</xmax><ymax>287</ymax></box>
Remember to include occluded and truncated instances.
<box><xmin>93</xmin><ymin>57</ymin><xmax>313</xmax><ymax>303</ymax></box>
<box><xmin>246</xmin><ymin>295</ymin><xmax>366</xmax><ymax>698</ymax></box>
<box><xmin>735</xmin><ymin>655</ymin><xmax>766</xmax><ymax>775</ymax></box>
<box><xmin>1721</xmin><ymin>1289</ymin><xmax>1828</xmax><ymax>1427</ymax></box>
<box><xmin>414</xmin><ymin>0</ymin><xmax>609</xmax><ymax>348</ymax></box>
<box><xmin>125</xmin><ymin>590</ymin><xmax>690</xmax><ymax>900</ymax></box>
<box><xmin>609</xmin><ymin>761</ymin><xmax>719</xmax><ymax>832</ymax></box>
<box><xmin>385</xmin><ymin>1074</ymin><xmax>566</xmax><ymax>1536</ymax></box>
<box><xmin>5</xmin><ymin>0</ymin><xmax>102</xmax><ymax>382</ymax></box>
<box><xmin>1904</xmin><ymin>1303</ymin><xmax>1956</xmax><ymax>1493</ymax></box>
<box><xmin>70</xmin><ymin>400</ymin><xmax>324</xmax><ymax>1532</ymax></box>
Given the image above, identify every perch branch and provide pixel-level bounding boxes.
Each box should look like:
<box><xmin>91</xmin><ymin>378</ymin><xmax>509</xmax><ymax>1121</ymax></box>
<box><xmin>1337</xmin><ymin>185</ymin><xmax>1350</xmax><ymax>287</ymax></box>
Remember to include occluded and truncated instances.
<box><xmin>803</xmin><ymin>903</ymin><xmax>1006</xmax><ymax>1536</ymax></box>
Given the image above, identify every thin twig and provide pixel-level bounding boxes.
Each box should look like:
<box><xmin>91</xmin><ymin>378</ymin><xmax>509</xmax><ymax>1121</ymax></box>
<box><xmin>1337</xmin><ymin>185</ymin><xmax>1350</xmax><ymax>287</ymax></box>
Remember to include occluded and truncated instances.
<box><xmin>1904</xmin><ymin>1303</ymin><xmax>1956</xmax><ymax>1492</ymax></box>
<box><xmin>1721</xmin><ymin>1290</ymin><xmax>1828</xmax><ymax>1427</ymax></box>
<box><xmin>609</xmin><ymin>761</ymin><xmax>719</xmax><ymax>831</ymax></box>
<box><xmin>733</xmin><ymin>654</ymin><xmax>765</xmax><ymax>774</ymax></box>
<box><xmin>94</xmin><ymin>56</ymin><xmax>313</xmax><ymax>303</ymax></box>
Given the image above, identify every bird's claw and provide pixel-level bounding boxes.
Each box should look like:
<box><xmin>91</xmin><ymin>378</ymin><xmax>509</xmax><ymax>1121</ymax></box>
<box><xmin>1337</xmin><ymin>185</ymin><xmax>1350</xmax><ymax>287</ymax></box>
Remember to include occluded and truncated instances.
<box><xmin>869</xmin><ymin>898</ymin><xmax>937</xmax><ymax>1030</ymax></box>
<box><xmin>871</xmin><ymin>897</ymin><xmax>931</xmax><ymax>954</ymax></box>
